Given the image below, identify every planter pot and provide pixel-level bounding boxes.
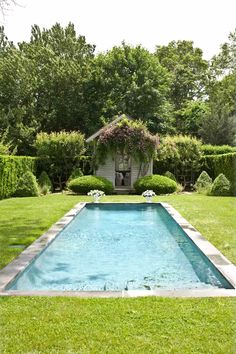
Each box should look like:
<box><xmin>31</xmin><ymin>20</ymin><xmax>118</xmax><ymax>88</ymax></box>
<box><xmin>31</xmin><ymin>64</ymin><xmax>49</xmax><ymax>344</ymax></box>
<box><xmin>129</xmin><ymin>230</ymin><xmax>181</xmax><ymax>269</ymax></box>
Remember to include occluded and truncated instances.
<box><xmin>93</xmin><ymin>196</ymin><xmax>100</xmax><ymax>203</ymax></box>
<box><xmin>145</xmin><ymin>196</ymin><xmax>152</xmax><ymax>203</ymax></box>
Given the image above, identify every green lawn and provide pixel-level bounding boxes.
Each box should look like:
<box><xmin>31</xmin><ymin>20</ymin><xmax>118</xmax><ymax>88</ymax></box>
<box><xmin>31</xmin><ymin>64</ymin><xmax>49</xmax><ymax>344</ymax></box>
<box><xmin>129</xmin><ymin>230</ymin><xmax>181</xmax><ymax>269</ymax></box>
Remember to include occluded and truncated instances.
<box><xmin>0</xmin><ymin>193</ymin><xmax>235</xmax><ymax>353</ymax></box>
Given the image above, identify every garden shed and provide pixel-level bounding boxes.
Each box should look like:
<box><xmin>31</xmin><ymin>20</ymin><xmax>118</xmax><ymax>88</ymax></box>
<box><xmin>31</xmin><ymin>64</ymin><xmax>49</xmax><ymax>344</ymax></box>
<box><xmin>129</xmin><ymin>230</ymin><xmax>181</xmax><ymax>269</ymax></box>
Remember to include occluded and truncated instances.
<box><xmin>86</xmin><ymin>115</ymin><xmax>158</xmax><ymax>192</ymax></box>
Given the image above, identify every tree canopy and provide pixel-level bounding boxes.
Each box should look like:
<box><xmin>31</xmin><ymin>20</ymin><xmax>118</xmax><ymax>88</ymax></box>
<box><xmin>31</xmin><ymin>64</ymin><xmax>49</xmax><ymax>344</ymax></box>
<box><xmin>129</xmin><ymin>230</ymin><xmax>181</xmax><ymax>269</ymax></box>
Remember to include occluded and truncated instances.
<box><xmin>0</xmin><ymin>23</ymin><xmax>235</xmax><ymax>153</ymax></box>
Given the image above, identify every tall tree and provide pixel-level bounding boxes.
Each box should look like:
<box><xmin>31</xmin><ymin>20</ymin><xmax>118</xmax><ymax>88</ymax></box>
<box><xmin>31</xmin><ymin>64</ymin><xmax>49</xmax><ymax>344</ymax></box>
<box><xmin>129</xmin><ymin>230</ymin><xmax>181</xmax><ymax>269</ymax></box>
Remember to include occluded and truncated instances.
<box><xmin>211</xmin><ymin>28</ymin><xmax>236</xmax><ymax>77</ymax></box>
<box><xmin>203</xmin><ymin>29</ymin><xmax>236</xmax><ymax>145</ymax></box>
<box><xmin>200</xmin><ymin>73</ymin><xmax>236</xmax><ymax>145</ymax></box>
<box><xmin>0</xmin><ymin>0</ymin><xmax>16</xmax><ymax>15</ymax></box>
<box><xmin>86</xmin><ymin>42</ymin><xmax>173</xmax><ymax>134</ymax></box>
<box><xmin>155</xmin><ymin>41</ymin><xmax>209</xmax><ymax>111</ymax></box>
<box><xmin>0</xmin><ymin>23</ymin><xmax>95</xmax><ymax>153</ymax></box>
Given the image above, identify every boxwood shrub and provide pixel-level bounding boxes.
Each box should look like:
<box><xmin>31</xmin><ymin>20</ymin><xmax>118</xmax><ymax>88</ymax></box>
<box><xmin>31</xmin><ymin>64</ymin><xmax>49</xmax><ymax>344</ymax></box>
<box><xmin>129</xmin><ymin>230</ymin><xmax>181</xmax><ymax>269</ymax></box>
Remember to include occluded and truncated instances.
<box><xmin>14</xmin><ymin>171</ymin><xmax>39</xmax><ymax>197</ymax></box>
<box><xmin>210</xmin><ymin>174</ymin><xmax>231</xmax><ymax>196</ymax></box>
<box><xmin>134</xmin><ymin>174</ymin><xmax>177</xmax><ymax>195</ymax></box>
<box><xmin>194</xmin><ymin>171</ymin><xmax>212</xmax><ymax>193</ymax></box>
<box><xmin>38</xmin><ymin>171</ymin><xmax>53</xmax><ymax>193</ymax></box>
<box><xmin>68</xmin><ymin>175</ymin><xmax>114</xmax><ymax>194</ymax></box>
<box><xmin>201</xmin><ymin>152</ymin><xmax>236</xmax><ymax>195</ymax></box>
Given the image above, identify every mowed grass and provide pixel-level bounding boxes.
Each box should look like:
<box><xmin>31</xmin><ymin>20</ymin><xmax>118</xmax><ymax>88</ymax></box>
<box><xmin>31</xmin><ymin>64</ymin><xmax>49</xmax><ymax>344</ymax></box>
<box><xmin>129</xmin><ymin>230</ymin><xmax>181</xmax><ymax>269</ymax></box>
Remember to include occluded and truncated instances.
<box><xmin>0</xmin><ymin>193</ymin><xmax>235</xmax><ymax>353</ymax></box>
<box><xmin>0</xmin><ymin>296</ymin><xmax>235</xmax><ymax>354</ymax></box>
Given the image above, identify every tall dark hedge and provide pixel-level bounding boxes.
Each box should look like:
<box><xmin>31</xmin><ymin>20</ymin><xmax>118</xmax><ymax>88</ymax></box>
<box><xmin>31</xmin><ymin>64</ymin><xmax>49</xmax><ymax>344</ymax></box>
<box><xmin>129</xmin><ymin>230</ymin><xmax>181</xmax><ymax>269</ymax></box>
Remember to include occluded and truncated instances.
<box><xmin>0</xmin><ymin>156</ymin><xmax>37</xmax><ymax>199</ymax></box>
<box><xmin>201</xmin><ymin>153</ymin><xmax>236</xmax><ymax>195</ymax></box>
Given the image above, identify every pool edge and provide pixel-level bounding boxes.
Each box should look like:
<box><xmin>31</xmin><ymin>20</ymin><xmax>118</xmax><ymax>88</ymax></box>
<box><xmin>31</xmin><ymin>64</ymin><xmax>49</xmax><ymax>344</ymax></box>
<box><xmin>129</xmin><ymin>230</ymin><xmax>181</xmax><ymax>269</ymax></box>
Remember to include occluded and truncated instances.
<box><xmin>0</xmin><ymin>201</ymin><xmax>236</xmax><ymax>298</ymax></box>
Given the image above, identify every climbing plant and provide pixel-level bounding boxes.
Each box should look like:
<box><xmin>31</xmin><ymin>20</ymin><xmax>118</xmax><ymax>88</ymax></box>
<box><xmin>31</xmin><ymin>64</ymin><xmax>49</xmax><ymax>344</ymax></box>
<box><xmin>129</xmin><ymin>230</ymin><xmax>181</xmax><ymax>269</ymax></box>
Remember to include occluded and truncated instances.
<box><xmin>96</xmin><ymin>117</ymin><xmax>158</xmax><ymax>164</ymax></box>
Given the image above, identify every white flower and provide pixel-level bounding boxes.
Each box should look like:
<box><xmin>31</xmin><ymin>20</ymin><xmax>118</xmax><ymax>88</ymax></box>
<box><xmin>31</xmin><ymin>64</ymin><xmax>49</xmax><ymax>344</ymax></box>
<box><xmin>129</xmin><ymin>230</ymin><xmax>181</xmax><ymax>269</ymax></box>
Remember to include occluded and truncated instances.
<box><xmin>142</xmin><ymin>190</ymin><xmax>156</xmax><ymax>198</ymax></box>
<box><xmin>87</xmin><ymin>189</ymin><xmax>105</xmax><ymax>197</ymax></box>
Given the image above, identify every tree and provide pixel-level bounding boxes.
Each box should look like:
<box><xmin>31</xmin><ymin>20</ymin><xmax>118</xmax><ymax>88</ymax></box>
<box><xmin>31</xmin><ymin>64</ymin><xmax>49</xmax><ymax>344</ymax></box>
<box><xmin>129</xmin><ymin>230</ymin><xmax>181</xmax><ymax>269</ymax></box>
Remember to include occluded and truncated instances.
<box><xmin>86</xmin><ymin>42</ymin><xmax>173</xmax><ymax>134</ymax></box>
<box><xmin>155</xmin><ymin>40</ymin><xmax>209</xmax><ymax>113</ymax></box>
<box><xmin>35</xmin><ymin>131</ymin><xmax>85</xmax><ymax>189</ymax></box>
<box><xmin>0</xmin><ymin>23</ymin><xmax>95</xmax><ymax>153</ymax></box>
<box><xmin>155</xmin><ymin>135</ymin><xmax>202</xmax><ymax>185</ymax></box>
<box><xmin>0</xmin><ymin>0</ymin><xmax>16</xmax><ymax>15</ymax></box>
<box><xmin>211</xmin><ymin>28</ymin><xmax>236</xmax><ymax>76</ymax></box>
<box><xmin>175</xmin><ymin>100</ymin><xmax>209</xmax><ymax>137</ymax></box>
<box><xmin>200</xmin><ymin>72</ymin><xmax>236</xmax><ymax>145</ymax></box>
<box><xmin>203</xmin><ymin>29</ymin><xmax>236</xmax><ymax>145</ymax></box>
<box><xmin>19</xmin><ymin>23</ymin><xmax>95</xmax><ymax>133</ymax></box>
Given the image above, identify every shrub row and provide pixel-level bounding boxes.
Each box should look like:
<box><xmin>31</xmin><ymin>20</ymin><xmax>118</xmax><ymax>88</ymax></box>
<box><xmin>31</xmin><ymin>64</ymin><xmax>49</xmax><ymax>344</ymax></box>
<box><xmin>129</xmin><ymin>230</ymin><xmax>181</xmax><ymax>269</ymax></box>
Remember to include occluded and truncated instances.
<box><xmin>0</xmin><ymin>155</ymin><xmax>37</xmax><ymax>199</ymax></box>
<box><xmin>195</xmin><ymin>171</ymin><xmax>231</xmax><ymax>196</ymax></box>
<box><xmin>201</xmin><ymin>152</ymin><xmax>236</xmax><ymax>195</ymax></box>
<box><xmin>201</xmin><ymin>144</ymin><xmax>236</xmax><ymax>156</ymax></box>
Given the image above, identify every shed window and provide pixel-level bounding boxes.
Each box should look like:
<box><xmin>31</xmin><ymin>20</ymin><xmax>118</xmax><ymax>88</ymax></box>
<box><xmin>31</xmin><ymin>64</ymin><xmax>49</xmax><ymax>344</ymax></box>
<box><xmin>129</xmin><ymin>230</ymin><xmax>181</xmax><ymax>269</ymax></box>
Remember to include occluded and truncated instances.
<box><xmin>115</xmin><ymin>154</ymin><xmax>131</xmax><ymax>187</ymax></box>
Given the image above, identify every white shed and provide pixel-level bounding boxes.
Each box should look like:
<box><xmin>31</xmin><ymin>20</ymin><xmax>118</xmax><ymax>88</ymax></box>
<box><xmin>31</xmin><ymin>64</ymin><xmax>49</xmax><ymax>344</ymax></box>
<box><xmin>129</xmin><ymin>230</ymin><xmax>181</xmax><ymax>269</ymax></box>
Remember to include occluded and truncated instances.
<box><xmin>86</xmin><ymin>116</ymin><xmax>154</xmax><ymax>193</ymax></box>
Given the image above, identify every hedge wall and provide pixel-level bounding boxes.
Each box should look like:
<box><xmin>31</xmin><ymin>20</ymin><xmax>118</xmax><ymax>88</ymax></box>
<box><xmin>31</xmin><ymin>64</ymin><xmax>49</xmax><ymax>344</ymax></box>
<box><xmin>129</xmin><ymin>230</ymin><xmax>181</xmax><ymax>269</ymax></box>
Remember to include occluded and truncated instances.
<box><xmin>201</xmin><ymin>152</ymin><xmax>236</xmax><ymax>195</ymax></box>
<box><xmin>0</xmin><ymin>156</ymin><xmax>37</xmax><ymax>199</ymax></box>
<box><xmin>201</xmin><ymin>145</ymin><xmax>236</xmax><ymax>156</ymax></box>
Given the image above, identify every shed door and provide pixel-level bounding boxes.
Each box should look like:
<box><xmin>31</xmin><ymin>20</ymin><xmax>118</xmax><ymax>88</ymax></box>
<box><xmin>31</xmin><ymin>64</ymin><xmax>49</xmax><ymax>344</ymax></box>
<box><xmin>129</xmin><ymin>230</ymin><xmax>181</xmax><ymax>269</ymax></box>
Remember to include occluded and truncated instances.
<box><xmin>115</xmin><ymin>154</ymin><xmax>131</xmax><ymax>187</ymax></box>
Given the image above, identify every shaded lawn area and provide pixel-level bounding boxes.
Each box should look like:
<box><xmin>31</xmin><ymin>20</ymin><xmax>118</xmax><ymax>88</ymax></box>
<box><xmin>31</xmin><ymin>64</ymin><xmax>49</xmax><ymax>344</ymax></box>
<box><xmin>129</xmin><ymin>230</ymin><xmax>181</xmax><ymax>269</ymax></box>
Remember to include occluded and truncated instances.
<box><xmin>0</xmin><ymin>193</ymin><xmax>235</xmax><ymax>353</ymax></box>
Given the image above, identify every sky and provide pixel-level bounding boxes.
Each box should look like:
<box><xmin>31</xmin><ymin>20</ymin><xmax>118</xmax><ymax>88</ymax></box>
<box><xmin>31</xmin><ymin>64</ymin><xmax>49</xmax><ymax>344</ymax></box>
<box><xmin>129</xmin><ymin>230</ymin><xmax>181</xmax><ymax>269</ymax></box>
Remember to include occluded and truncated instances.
<box><xmin>2</xmin><ymin>0</ymin><xmax>236</xmax><ymax>59</ymax></box>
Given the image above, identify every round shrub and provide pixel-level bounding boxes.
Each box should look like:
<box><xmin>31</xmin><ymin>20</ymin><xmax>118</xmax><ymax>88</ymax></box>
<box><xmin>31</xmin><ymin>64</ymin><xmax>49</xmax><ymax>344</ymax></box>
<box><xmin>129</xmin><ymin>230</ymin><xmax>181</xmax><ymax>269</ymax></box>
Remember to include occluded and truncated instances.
<box><xmin>134</xmin><ymin>174</ymin><xmax>177</xmax><ymax>195</ymax></box>
<box><xmin>194</xmin><ymin>171</ymin><xmax>212</xmax><ymax>193</ymax></box>
<box><xmin>38</xmin><ymin>171</ymin><xmax>53</xmax><ymax>192</ymax></box>
<box><xmin>68</xmin><ymin>175</ymin><xmax>114</xmax><ymax>194</ymax></box>
<box><xmin>211</xmin><ymin>173</ymin><xmax>231</xmax><ymax>196</ymax></box>
<box><xmin>14</xmin><ymin>171</ymin><xmax>39</xmax><ymax>197</ymax></box>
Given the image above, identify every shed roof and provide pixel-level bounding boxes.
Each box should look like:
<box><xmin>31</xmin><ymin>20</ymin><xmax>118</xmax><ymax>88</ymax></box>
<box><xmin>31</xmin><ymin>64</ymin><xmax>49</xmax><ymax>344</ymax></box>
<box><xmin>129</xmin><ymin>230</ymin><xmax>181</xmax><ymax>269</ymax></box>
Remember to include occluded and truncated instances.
<box><xmin>86</xmin><ymin>114</ymin><xmax>131</xmax><ymax>143</ymax></box>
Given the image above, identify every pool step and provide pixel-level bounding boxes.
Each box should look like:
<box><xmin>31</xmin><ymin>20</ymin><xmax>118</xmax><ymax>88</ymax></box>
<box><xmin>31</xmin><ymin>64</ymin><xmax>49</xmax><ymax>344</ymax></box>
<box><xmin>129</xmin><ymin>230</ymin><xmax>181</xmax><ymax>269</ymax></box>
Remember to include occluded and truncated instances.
<box><xmin>114</xmin><ymin>187</ymin><xmax>134</xmax><ymax>194</ymax></box>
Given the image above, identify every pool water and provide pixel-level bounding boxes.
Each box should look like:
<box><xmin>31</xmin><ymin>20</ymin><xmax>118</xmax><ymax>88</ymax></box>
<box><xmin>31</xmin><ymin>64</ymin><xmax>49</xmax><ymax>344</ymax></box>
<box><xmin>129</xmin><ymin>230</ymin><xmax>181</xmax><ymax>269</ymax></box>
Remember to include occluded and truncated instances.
<box><xmin>9</xmin><ymin>203</ymin><xmax>232</xmax><ymax>291</ymax></box>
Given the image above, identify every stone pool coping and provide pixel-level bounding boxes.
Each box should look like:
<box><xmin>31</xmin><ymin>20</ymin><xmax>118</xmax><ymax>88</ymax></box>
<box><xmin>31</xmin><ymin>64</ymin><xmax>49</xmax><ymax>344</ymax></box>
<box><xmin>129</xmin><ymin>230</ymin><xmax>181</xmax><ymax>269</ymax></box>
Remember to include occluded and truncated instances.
<box><xmin>0</xmin><ymin>202</ymin><xmax>235</xmax><ymax>298</ymax></box>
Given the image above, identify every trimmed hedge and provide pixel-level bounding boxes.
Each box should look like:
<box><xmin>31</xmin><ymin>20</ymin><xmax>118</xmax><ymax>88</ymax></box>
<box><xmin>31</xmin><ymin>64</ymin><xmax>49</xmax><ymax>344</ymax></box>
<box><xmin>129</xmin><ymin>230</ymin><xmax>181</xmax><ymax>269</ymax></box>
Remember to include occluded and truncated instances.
<box><xmin>68</xmin><ymin>175</ymin><xmax>114</xmax><ymax>194</ymax></box>
<box><xmin>134</xmin><ymin>174</ymin><xmax>177</xmax><ymax>195</ymax></box>
<box><xmin>201</xmin><ymin>152</ymin><xmax>236</xmax><ymax>195</ymax></box>
<box><xmin>201</xmin><ymin>144</ymin><xmax>236</xmax><ymax>156</ymax></box>
<box><xmin>0</xmin><ymin>155</ymin><xmax>37</xmax><ymax>199</ymax></box>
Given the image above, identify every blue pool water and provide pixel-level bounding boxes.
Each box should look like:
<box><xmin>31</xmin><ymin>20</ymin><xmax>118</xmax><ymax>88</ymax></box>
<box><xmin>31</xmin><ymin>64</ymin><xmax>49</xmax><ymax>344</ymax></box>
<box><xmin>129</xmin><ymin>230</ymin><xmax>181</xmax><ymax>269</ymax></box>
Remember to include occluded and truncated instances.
<box><xmin>9</xmin><ymin>203</ymin><xmax>232</xmax><ymax>291</ymax></box>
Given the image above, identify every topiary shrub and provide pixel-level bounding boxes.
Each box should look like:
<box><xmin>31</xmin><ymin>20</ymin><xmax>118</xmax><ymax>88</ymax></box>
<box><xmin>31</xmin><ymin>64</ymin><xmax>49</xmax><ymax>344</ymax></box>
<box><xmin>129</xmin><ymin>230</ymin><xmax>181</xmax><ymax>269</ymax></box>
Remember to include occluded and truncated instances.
<box><xmin>164</xmin><ymin>171</ymin><xmax>177</xmax><ymax>182</ymax></box>
<box><xmin>201</xmin><ymin>152</ymin><xmax>236</xmax><ymax>195</ymax></box>
<box><xmin>194</xmin><ymin>171</ymin><xmax>212</xmax><ymax>193</ymax></box>
<box><xmin>38</xmin><ymin>171</ymin><xmax>53</xmax><ymax>193</ymax></box>
<box><xmin>14</xmin><ymin>171</ymin><xmax>39</xmax><ymax>197</ymax></box>
<box><xmin>211</xmin><ymin>174</ymin><xmax>231</xmax><ymax>196</ymax></box>
<box><xmin>68</xmin><ymin>175</ymin><xmax>114</xmax><ymax>194</ymax></box>
<box><xmin>134</xmin><ymin>174</ymin><xmax>177</xmax><ymax>195</ymax></box>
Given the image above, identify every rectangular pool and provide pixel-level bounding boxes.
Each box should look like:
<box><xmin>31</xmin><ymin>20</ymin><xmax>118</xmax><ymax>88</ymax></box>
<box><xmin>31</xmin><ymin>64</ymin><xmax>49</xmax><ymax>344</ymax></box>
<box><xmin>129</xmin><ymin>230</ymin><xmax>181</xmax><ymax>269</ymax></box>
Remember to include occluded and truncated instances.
<box><xmin>7</xmin><ymin>203</ymin><xmax>233</xmax><ymax>292</ymax></box>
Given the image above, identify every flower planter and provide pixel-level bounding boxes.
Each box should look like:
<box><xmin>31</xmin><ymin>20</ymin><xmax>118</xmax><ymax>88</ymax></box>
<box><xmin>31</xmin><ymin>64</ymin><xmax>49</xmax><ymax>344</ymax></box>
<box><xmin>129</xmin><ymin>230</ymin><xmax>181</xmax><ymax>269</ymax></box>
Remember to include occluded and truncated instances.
<box><xmin>145</xmin><ymin>196</ymin><xmax>152</xmax><ymax>203</ymax></box>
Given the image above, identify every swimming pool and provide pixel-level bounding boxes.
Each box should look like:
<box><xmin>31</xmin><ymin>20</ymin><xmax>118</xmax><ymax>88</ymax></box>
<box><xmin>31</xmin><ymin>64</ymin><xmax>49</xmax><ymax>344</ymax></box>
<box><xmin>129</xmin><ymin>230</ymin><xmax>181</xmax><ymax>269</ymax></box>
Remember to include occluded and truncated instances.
<box><xmin>5</xmin><ymin>203</ymin><xmax>234</xmax><ymax>293</ymax></box>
